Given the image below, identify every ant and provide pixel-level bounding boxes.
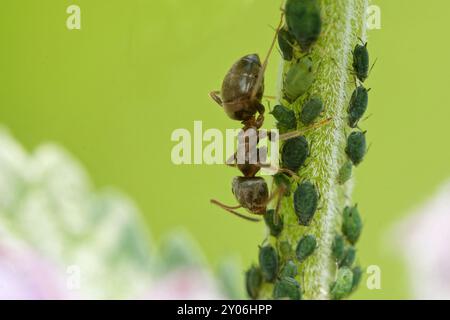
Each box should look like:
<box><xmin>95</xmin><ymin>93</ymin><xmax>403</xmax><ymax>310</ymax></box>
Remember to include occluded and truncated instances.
<box><xmin>209</xmin><ymin>13</ymin><xmax>330</xmax><ymax>222</ymax></box>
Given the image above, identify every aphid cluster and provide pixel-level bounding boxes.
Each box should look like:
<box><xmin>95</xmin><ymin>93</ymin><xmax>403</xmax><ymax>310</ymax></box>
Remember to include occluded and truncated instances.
<box><xmin>329</xmin><ymin>38</ymin><xmax>372</xmax><ymax>300</ymax></box>
<box><xmin>246</xmin><ymin>233</ymin><xmax>318</xmax><ymax>300</ymax></box>
<box><xmin>209</xmin><ymin>4</ymin><xmax>328</xmax><ymax>225</ymax></box>
<box><xmin>243</xmin><ymin>0</ymin><xmax>327</xmax><ymax>300</ymax></box>
<box><xmin>211</xmin><ymin>0</ymin><xmax>371</xmax><ymax>300</ymax></box>
<box><xmin>330</xmin><ymin>205</ymin><xmax>363</xmax><ymax>299</ymax></box>
<box><xmin>273</xmin><ymin>0</ymin><xmax>326</xmax><ymax>231</ymax></box>
<box><xmin>340</xmin><ymin>39</ymin><xmax>372</xmax><ymax>181</ymax></box>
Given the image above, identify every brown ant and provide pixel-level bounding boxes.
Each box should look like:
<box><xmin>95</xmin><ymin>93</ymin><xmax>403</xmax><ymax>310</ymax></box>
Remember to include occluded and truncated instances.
<box><xmin>209</xmin><ymin>119</ymin><xmax>330</xmax><ymax>222</ymax></box>
<box><xmin>209</xmin><ymin>12</ymin><xmax>284</xmax><ymax>131</ymax></box>
<box><xmin>209</xmin><ymin>13</ymin><xmax>330</xmax><ymax>222</ymax></box>
<box><xmin>210</xmin><ymin>127</ymin><xmax>294</xmax><ymax>222</ymax></box>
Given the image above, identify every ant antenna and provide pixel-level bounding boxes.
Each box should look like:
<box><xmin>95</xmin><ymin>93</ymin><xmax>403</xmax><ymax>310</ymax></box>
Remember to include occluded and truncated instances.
<box><xmin>251</xmin><ymin>12</ymin><xmax>285</xmax><ymax>100</ymax></box>
<box><xmin>278</xmin><ymin>118</ymin><xmax>333</xmax><ymax>141</ymax></box>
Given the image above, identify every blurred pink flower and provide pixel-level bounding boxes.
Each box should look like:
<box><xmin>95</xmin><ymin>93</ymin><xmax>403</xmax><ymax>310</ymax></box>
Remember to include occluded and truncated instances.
<box><xmin>395</xmin><ymin>182</ymin><xmax>450</xmax><ymax>299</ymax></box>
<box><xmin>143</xmin><ymin>268</ymin><xmax>224</xmax><ymax>300</ymax></box>
<box><xmin>0</xmin><ymin>131</ymin><xmax>231</xmax><ymax>300</ymax></box>
<box><xmin>0</xmin><ymin>236</ymin><xmax>69</xmax><ymax>300</ymax></box>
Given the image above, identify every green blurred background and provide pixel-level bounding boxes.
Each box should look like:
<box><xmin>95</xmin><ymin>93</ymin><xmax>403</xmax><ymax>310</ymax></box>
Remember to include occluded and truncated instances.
<box><xmin>1</xmin><ymin>0</ymin><xmax>449</xmax><ymax>299</ymax></box>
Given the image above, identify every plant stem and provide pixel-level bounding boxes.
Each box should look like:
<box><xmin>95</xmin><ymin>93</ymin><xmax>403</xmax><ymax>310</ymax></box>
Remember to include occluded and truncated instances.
<box><xmin>261</xmin><ymin>0</ymin><xmax>368</xmax><ymax>300</ymax></box>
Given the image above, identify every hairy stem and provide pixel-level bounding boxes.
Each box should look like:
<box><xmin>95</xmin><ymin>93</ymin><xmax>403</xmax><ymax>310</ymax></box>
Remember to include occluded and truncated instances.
<box><xmin>261</xmin><ymin>0</ymin><xmax>368</xmax><ymax>300</ymax></box>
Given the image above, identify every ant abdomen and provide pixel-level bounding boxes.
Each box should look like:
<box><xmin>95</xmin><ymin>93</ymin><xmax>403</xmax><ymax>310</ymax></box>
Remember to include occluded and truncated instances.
<box><xmin>232</xmin><ymin>176</ymin><xmax>269</xmax><ymax>215</ymax></box>
<box><xmin>221</xmin><ymin>54</ymin><xmax>265</xmax><ymax>121</ymax></box>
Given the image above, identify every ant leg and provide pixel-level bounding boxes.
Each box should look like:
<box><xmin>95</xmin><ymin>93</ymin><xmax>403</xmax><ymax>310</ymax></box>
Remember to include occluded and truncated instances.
<box><xmin>277</xmin><ymin>168</ymin><xmax>299</xmax><ymax>179</ymax></box>
<box><xmin>258</xmin><ymin>163</ymin><xmax>300</xmax><ymax>180</ymax></box>
<box><xmin>209</xmin><ymin>91</ymin><xmax>223</xmax><ymax>106</ymax></box>
<box><xmin>225</xmin><ymin>151</ymin><xmax>237</xmax><ymax>167</ymax></box>
<box><xmin>263</xmin><ymin>184</ymin><xmax>286</xmax><ymax>225</ymax></box>
<box><xmin>255</xmin><ymin>114</ymin><xmax>265</xmax><ymax>129</ymax></box>
<box><xmin>278</xmin><ymin>118</ymin><xmax>332</xmax><ymax>141</ymax></box>
<box><xmin>256</xmin><ymin>101</ymin><xmax>266</xmax><ymax>114</ymax></box>
<box><xmin>210</xmin><ymin>199</ymin><xmax>242</xmax><ymax>210</ymax></box>
<box><xmin>251</xmin><ymin>12</ymin><xmax>285</xmax><ymax>100</ymax></box>
<box><xmin>249</xmin><ymin>101</ymin><xmax>266</xmax><ymax>130</ymax></box>
<box><xmin>273</xmin><ymin>185</ymin><xmax>287</xmax><ymax>225</ymax></box>
<box><xmin>226</xmin><ymin>163</ymin><xmax>238</xmax><ymax>170</ymax></box>
<box><xmin>264</xmin><ymin>184</ymin><xmax>285</xmax><ymax>207</ymax></box>
<box><xmin>210</xmin><ymin>199</ymin><xmax>261</xmax><ymax>222</ymax></box>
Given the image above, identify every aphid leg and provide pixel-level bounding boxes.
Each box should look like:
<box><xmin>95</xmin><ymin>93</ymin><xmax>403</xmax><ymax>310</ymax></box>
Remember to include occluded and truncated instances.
<box><xmin>251</xmin><ymin>12</ymin><xmax>285</xmax><ymax>100</ymax></box>
<box><xmin>209</xmin><ymin>91</ymin><xmax>223</xmax><ymax>106</ymax></box>
<box><xmin>210</xmin><ymin>199</ymin><xmax>261</xmax><ymax>222</ymax></box>
<box><xmin>366</xmin><ymin>142</ymin><xmax>373</xmax><ymax>156</ymax></box>
<box><xmin>277</xmin><ymin>30</ymin><xmax>296</xmax><ymax>51</ymax></box>
<box><xmin>278</xmin><ymin>118</ymin><xmax>332</xmax><ymax>141</ymax></box>
<box><xmin>357</xmin><ymin>37</ymin><xmax>367</xmax><ymax>46</ymax></box>
<box><xmin>361</xmin><ymin>113</ymin><xmax>373</xmax><ymax>122</ymax></box>
<box><xmin>368</xmin><ymin>58</ymin><xmax>378</xmax><ymax>76</ymax></box>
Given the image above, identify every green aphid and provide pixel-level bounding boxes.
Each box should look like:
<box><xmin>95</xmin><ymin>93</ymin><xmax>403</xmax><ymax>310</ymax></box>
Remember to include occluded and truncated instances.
<box><xmin>245</xmin><ymin>265</ymin><xmax>262</xmax><ymax>299</ymax></box>
<box><xmin>345</xmin><ymin>131</ymin><xmax>367</xmax><ymax>166</ymax></box>
<box><xmin>300</xmin><ymin>97</ymin><xmax>324</xmax><ymax>125</ymax></box>
<box><xmin>353</xmin><ymin>42</ymin><xmax>370</xmax><ymax>82</ymax></box>
<box><xmin>351</xmin><ymin>266</ymin><xmax>363</xmax><ymax>292</ymax></box>
<box><xmin>259</xmin><ymin>245</ymin><xmax>279</xmax><ymax>282</ymax></box>
<box><xmin>283</xmin><ymin>57</ymin><xmax>314</xmax><ymax>102</ymax></box>
<box><xmin>293</xmin><ymin>181</ymin><xmax>318</xmax><ymax>226</ymax></box>
<box><xmin>348</xmin><ymin>86</ymin><xmax>369</xmax><ymax>128</ymax></box>
<box><xmin>278</xmin><ymin>28</ymin><xmax>296</xmax><ymax>61</ymax></box>
<box><xmin>281</xmin><ymin>136</ymin><xmax>309</xmax><ymax>172</ymax></box>
<box><xmin>342</xmin><ymin>205</ymin><xmax>363</xmax><ymax>244</ymax></box>
<box><xmin>296</xmin><ymin>234</ymin><xmax>317</xmax><ymax>262</ymax></box>
<box><xmin>330</xmin><ymin>267</ymin><xmax>354</xmax><ymax>300</ymax></box>
<box><xmin>332</xmin><ymin>234</ymin><xmax>345</xmax><ymax>262</ymax></box>
<box><xmin>271</xmin><ymin>104</ymin><xmax>297</xmax><ymax>130</ymax></box>
<box><xmin>339</xmin><ymin>246</ymin><xmax>356</xmax><ymax>268</ymax></box>
<box><xmin>273</xmin><ymin>173</ymin><xmax>292</xmax><ymax>197</ymax></box>
<box><xmin>264</xmin><ymin>209</ymin><xmax>284</xmax><ymax>237</ymax></box>
<box><xmin>280</xmin><ymin>260</ymin><xmax>298</xmax><ymax>278</ymax></box>
<box><xmin>285</xmin><ymin>0</ymin><xmax>322</xmax><ymax>52</ymax></box>
<box><xmin>338</xmin><ymin>161</ymin><xmax>353</xmax><ymax>185</ymax></box>
<box><xmin>279</xmin><ymin>241</ymin><xmax>294</xmax><ymax>260</ymax></box>
<box><xmin>273</xmin><ymin>277</ymin><xmax>302</xmax><ymax>300</ymax></box>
